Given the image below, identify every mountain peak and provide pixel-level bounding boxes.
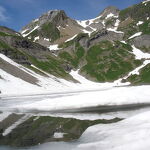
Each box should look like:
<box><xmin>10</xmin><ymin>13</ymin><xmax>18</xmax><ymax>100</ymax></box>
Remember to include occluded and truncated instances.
<box><xmin>99</xmin><ymin>6</ymin><xmax>120</xmax><ymax>18</ymax></box>
<box><xmin>37</xmin><ymin>9</ymin><xmax>68</xmax><ymax>26</ymax></box>
<box><xmin>21</xmin><ymin>9</ymin><xmax>68</xmax><ymax>35</ymax></box>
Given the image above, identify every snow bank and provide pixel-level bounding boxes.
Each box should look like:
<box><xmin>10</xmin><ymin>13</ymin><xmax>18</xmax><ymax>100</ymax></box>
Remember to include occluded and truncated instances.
<box><xmin>77</xmin><ymin>110</ymin><xmax>150</xmax><ymax>150</ymax></box>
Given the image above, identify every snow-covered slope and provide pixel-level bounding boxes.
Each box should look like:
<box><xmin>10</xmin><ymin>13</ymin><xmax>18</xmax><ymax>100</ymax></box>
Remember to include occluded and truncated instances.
<box><xmin>0</xmin><ymin>54</ymin><xmax>117</xmax><ymax>96</ymax></box>
<box><xmin>76</xmin><ymin>110</ymin><xmax>150</xmax><ymax>150</ymax></box>
<box><xmin>76</xmin><ymin>6</ymin><xmax>120</xmax><ymax>36</ymax></box>
<box><xmin>0</xmin><ymin>54</ymin><xmax>73</xmax><ymax>95</ymax></box>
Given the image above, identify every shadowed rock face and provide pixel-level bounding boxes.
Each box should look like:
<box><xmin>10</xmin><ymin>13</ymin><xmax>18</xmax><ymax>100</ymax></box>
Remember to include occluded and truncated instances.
<box><xmin>0</xmin><ymin>114</ymin><xmax>121</xmax><ymax>147</ymax></box>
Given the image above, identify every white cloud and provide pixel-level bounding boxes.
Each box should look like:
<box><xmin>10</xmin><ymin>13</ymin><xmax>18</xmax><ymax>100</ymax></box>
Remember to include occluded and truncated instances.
<box><xmin>0</xmin><ymin>6</ymin><xmax>8</xmax><ymax>22</ymax></box>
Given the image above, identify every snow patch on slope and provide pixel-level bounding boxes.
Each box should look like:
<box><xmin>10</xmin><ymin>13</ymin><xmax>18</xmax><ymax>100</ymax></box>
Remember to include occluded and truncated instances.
<box><xmin>142</xmin><ymin>0</ymin><xmax>150</xmax><ymax>4</ymax></box>
<box><xmin>132</xmin><ymin>45</ymin><xmax>150</xmax><ymax>59</ymax></box>
<box><xmin>136</xmin><ymin>21</ymin><xmax>144</xmax><ymax>26</ymax></box>
<box><xmin>105</xmin><ymin>13</ymin><xmax>118</xmax><ymax>19</ymax></box>
<box><xmin>22</xmin><ymin>25</ymin><xmax>39</xmax><ymax>37</ymax></box>
<box><xmin>48</xmin><ymin>44</ymin><xmax>61</xmax><ymax>51</ymax></box>
<box><xmin>114</xmin><ymin>45</ymin><xmax>150</xmax><ymax>84</ymax></box>
<box><xmin>77</xmin><ymin>110</ymin><xmax>150</xmax><ymax>150</ymax></box>
<box><xmin>34</xmin><ymin>36</ymin><xmax>39</xmax><ymax>42</ymax></box>
<box><xmin>128</xmin><ymin>32</ymin><xmax>142</xmax><ymax>39</ymax></box>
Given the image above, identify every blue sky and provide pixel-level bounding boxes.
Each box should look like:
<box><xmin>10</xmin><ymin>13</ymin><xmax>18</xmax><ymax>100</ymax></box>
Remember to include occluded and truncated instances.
<box><xmin>0</xmin><ymin>0</ymin><xmax>143</xmax><ymax>31</ymax></box>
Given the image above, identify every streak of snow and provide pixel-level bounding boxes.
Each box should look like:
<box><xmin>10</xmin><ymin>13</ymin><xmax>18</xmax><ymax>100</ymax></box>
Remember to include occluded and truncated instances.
<box><xmin>21</xmin><ymin>29</ymin><xmax>29</xmax><ymax>34</ymax></box>
<box><xmin>128</xmin><ymin>32</ymin><xmax>142</xmax><ymax>39</ymax></box>
<box><xmin>65</xmin><ymin>34</ymin><xmax>77</xmax><ymax>42</ymax></box>
<box><xmin>120</xmin><ymin>41</ymin><xmax>127</xmax><ymax>44</ymax></box>
<box><xmin>142</xmin><ymin>0</ymin><xmax>150</xmax><ymax>4</ymax></box>
<box><xmin>107</xmin><ymin>28</ymin><xmax>124</xmax><ymax>34</ymax></box>
<box><xmin>2</xmin><ymin>115</ymin><xmax>30</xmax><ymax>136</ymax></box>
<box><xmin>22</xmin><ymin>25</ymin><xmax>39</xmax><ymax>37</ymax></box>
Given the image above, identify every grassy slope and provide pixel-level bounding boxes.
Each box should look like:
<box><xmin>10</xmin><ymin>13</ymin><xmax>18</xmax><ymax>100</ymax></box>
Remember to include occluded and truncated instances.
<box><xmin>0</xmin><ymin>34</ymin><xmax>72</xmax><ymax>80</ymax></box>
<box><xmin>80</xmin><ymin>41</ymin><xmax>142</xmax><ymax>82</ymax></box>
<box><xmin>127</xmin><ymin>63</ymin><xmax>150</xmax><ymax>84</ymax></box>
<box><xmin>59</xmin><ymin>42</ymin><xmax>85</xmax><ymax>68</ymax></box>
<box><xmin>118</xmin><ymin>1</ymin><xmax>150</xmax><ymax>39</ymax></box>
<box><xmin>26</xmin><ymin>22</ymin><xmax>60</xmax><ymax>42</ymax></box>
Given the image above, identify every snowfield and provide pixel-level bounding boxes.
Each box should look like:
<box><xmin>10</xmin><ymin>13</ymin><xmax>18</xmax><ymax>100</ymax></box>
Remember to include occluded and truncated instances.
<box><xmin>7</xmin><ymin>85</ymin><xmax>150</xmax><ymax>113</ymax></box>
<box><xmin>75</xmin><ymin>110</ymin><xmax>150</xmax><ymax>150</ymax></box>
